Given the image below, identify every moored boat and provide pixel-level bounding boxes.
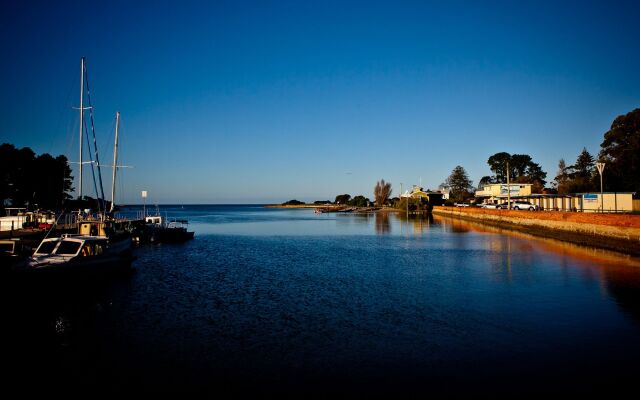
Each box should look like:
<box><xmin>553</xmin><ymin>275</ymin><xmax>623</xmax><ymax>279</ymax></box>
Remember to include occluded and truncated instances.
<box><xmin>12</xmin><ymin>234</ymin><xmax>133</xmax><ymax>277</ymax></box>
<box><xmin>144</xmin><ymin>215</ymin><xmax>194</xmax><ymax>243</ymax></box>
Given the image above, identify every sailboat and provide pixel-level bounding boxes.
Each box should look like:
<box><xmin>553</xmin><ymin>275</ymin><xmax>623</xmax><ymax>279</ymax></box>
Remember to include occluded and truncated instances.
<box><xmin>17</xmin><ymin>57</ymin><xmax>135</xmax><ymax>276</ymax></box>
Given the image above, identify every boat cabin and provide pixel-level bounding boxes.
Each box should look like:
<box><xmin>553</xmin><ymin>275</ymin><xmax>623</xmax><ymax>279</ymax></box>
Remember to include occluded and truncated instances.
<box><xmin>33</xmin><ymin>235</ymin><xmax>108</xmax><ymax>259</ymax></box>
<box><xmin>145</xmin><ymin>216</ymin><xmax>163</xmax><ymax>226</ymax></box>
<box><xmin>0</xmin><ymin>238</ymin><xmax>21</xmax><ymax>255</ymax></box>
<box><xmin>79</xmin><ymin>221</ymin><xmax>109</xmax><ymax>237</ymax></box>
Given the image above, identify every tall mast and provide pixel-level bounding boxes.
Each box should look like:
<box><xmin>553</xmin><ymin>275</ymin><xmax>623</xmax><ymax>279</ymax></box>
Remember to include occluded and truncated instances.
<box><xmin>110</xmin><ymin>112</ymin><xmax>120</xmax><ymax>213</ymax></box>
<box><xmin>78</xmin><ymin>57</ymin><xmax>85</xmax><ymax>200</ymax></box>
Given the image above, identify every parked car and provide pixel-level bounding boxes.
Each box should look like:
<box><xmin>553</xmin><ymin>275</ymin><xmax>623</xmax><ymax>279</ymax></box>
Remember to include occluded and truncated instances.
<box><xmin>454</xmin><ymin>202</ymin><xmax>470</xmax><ymax>207</ymax></box>
<box><xmin>481</xmin><ymin>203</ymin><xmax>501</xmax><ymax>209</ymax></box>
<box><xmin>499</xmin><ymin>201</ymin><xmax>539</xmax><ymax>210</ymax></box>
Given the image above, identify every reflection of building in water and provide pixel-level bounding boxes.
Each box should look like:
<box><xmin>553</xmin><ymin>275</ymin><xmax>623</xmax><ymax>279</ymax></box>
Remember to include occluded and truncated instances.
<box><xmin>410</xmin><ymin>213</ymin><xmax>434</xmax><ymax>234</ymax></box>
<box><xmin>400</xmin><ymin>185</ymin><xmax>445</xmax><ymax>206</ymax></box>
<box><xmin>375</xmin><ymin>212</ymin><xmax>390</xmax><ymax>234</ymax></box>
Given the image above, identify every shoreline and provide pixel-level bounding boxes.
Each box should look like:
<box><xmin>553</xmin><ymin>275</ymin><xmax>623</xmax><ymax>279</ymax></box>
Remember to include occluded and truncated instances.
<box><xmin>267</xmin><ymin>204</ymin><xmax>640</xmax><ymax>256</ymax></box>
<box><xmin>432</xmin><ymin>206</ymin><xmax>640</xmax><ymax>257</ymax></box>
<box><xmin>265</xmin><ymin>204</ymin><xmax>400</xmax><ymax>213</ymax></box>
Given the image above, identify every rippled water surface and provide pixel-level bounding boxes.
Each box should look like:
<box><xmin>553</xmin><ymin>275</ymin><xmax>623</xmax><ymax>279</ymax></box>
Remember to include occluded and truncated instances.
<box><xmin>4</xmin><ymin>205</ymin><xmax>640</xmax><ymax>395</ymax></box>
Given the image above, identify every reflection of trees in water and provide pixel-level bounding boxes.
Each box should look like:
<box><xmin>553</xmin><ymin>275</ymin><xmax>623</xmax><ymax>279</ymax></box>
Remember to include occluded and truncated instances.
<box><xmin>603</xmin><ymin>269</ymin><xmax>640</xmax><ymax>324</ymax></box>
<box><xmin>335</xmin><ymin>213</ymin><xmax>372</xmax><ymax>227</ymax></box>
<box><xmin>395</xmin><ymin>213</ymin><xmax>437</xmax><ymax>234</ymax></box>
<box><xmin>375</xmin><ymin>212</ymin><xmax>390</xmax><ymax>234</ymax></box>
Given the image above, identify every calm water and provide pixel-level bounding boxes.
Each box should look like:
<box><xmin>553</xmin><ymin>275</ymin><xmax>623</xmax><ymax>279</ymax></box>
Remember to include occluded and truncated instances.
<box><xmin>4</xmin><ymin>205</ymin><xmax>640</xmax><ymax>395</ymax></box>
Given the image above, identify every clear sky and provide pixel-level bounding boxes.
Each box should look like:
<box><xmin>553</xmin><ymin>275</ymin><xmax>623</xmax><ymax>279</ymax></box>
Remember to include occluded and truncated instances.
<box><xmin>1</xmin><ymin>0</ymin><xmax>638</xmax><ymax>204</ymax></box>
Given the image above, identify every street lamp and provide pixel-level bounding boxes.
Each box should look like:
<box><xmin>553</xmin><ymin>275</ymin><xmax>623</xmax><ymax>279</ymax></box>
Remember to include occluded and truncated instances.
<box><xmin>596</xmin><ymin>162</ymin><xmax>605</xmax><ymax>213</ymax></box>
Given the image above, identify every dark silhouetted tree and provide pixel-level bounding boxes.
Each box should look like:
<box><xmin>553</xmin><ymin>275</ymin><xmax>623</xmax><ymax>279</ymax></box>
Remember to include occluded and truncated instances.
<box><xmin>334</xmin><ymin>194</ymin><xmax>351</xmax><ymax>205</ymax></box>
<box><xmin>573</xmin><ymin>147</ymin><xmax>595</xmax><ymax>179</ymax></box>
<box><xmin>445</xmin><ymin>165</ymin><xmax>473</xmax><ymax>202</ymax></box>
<box><xmin>477</xmin><ymin>176</ymin><xmax>493</xmax><ymax>189</ymax></box>
<box><xmin>487</xmin><ymin>152</ymin><xmax>511</xmax><ymax>183</ymax></box>
<box><xmin>348</xmin><ymin>195</ymin><xmax>370</xmax><ymax>207</ymax></box>
<box><xmin>0</xmin><ymin>143</ymin><xmax>74</xmax><ymax>210</ymax></box>
<box><xmin>487</xmin><ymin>152</ymin><xmax>547</xmax><ymax>192</ymax></box>
<box><xmin>554</xmin><ymin>158</ymin><xmax>571</xmax><ymax>194</ymax></box>
<box><xmin>599</xmin><ymin>108</ymin><xmax>640</xmax><ymax>192</ymax></box>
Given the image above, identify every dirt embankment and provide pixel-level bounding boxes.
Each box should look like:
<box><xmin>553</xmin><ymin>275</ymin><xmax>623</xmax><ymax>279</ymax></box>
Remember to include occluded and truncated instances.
<box><xmin>433</xmin><ymin>206</ymin><xmax>640</xmax><ymax>256</ymax></box>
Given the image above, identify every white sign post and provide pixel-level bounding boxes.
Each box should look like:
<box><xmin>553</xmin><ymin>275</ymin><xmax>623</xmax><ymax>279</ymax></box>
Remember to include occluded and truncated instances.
<box><xmin>142</xmin><ymin>190</ymin><xmax>148</xmax><ymax>218</ymax></box>
<box><xmin>596</xmin><ymin>163</ymin><xmax>605</xmax><ymax>213</ymax></box>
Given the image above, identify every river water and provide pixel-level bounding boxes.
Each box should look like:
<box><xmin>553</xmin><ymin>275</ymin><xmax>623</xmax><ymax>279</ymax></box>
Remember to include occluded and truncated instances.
<box><xmin>4</xmin><ymin>205</ymin><xmax>640</xmax><ymax>395</ymax></box>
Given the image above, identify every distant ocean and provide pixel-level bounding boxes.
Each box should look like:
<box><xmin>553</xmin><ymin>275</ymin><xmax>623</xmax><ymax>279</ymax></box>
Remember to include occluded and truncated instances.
<box><xmin>4</xmin><ymin>204</ymin><xmax>640</xmax><ymax>395</ymax></box>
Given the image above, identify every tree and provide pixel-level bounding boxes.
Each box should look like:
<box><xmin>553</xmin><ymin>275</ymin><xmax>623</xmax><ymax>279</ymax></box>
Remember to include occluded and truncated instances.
<box><xmin>510</xmin><ymin>154</ymin><xmax>532</xmax><ymax>177</ymax></box>
<box><xmin>445</xmin><ymin>165</ymin><xmax>473</xmax><ymax>202</ymax></box>
<box><xmin>599</xmin><ymin>108</ymin><xmax>640</xmax><ymax>192</ymax></box>
<box><xmin>487</xmin><ymin>152</ymin><xmax>511</xmax><ymax>183</ymax></box>
<box><xmin>573</xmin><ymin>147</ymin><xmax>595</xmax><ymax>179</ymax></box>
<box><xmin>348</xmin><ymin>195</ymin><xmax>370</xmax><ymax>207</ymax></box>
<box><xmin>554</xmin><ymin>158</ymin><xmax>571</xmax><ymax>194</ymax></box>
<box><xmin>373</xmin><ymin>179</ymin><xmax>392</xmax><ymax>206</ymax></box>
<box><xmin>486</xmin><ymin>152</ymin><xmax>547</xmax><ymax>191</ymax></box>
<box><xmin>525</xmin><ymin>161</ymin><xmax>547</xmax><ymax>189</ymax></box>
<box><xmin>282</xmin><ymin>199</ymin><xmax>305</xmax><ymax>206</ymax></box>
<box><xmin>477</xmin><ymin>176</ymin><xmax>493</xmax><ymax>189</ymax></box>
<box><xmin>334</xmin><ymin>194</ymin><xmax>351</xmax><ymax>205</ymax></box>
<box><xmin>0</xmin><ymin>143</ymin><xmax>74</xmax><ymax>210</ymax></box>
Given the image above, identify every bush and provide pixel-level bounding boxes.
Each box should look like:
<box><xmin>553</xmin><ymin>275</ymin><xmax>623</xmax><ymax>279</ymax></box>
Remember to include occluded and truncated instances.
<box><xmin>282</xmin><ymin>199</ymin><xmax>305</xmax><ymax>206</ymax></box>
<box><xmin>348</xmin><ymin>195</ymin><xmax>370</xmax><ymax>207</ymax></box>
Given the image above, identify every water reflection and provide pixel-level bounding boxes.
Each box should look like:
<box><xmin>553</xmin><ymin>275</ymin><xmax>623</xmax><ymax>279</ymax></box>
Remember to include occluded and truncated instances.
<box><xmin>433</xmin><ymin>214</ymin><xmax>640</xmax><ymax>322</ymax></box>
<box><xmin>7</xmin><ymin>206</ymin><xmax>640</xmax><ymax>395</ymax></box>
<box><xmin>604</xmin><ymin>269</ymin><xmax>640</xmax><ymax>324</ymax></box>
<box><xmin>375</xmin><ymin>212</ymin><xmax>391</xmax><ymax>234</ymax></box>
<box><xmin>394</xmin><ymin>212</ymin><xmax>435</xmax><ymax>235</ymax></box>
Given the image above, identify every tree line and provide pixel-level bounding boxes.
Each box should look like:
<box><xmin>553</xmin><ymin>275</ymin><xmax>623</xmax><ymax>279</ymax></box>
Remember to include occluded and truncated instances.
<box><xmin>0</xmin><ymin>143</ymin><xmax>74</xmax><ymax>212</ymax></box>
<box><xmin>555</xmin><ymin>108</ymin><xmax>640</xmax><ymax>194</ymax></box>
<box><xmin>283</xmin><ymin>180</ymin><xmax>394</xmax><ymax>208</ymax></box>
<box><xmin>444</xmin><ymin>108</ymin><xmax>640</xmax><ymax>202</ymax></box>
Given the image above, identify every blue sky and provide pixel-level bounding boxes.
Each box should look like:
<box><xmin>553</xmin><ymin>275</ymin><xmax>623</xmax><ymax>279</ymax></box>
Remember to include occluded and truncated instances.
<box><xmin>1</xmin><ymin>0</ymin><xmax>638</xmax><ymax>204</ymax></box>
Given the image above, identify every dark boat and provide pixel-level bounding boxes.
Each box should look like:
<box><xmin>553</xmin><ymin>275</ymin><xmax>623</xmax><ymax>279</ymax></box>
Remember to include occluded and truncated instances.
<box><xmin>144</xmin><ymin>216</ymin><xmax>194</xmax><ymax>243</ymax></box>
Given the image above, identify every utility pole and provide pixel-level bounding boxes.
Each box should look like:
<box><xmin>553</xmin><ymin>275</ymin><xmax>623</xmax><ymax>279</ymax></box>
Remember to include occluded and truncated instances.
<box><xmin>506</xmin><ymin>161</ymin><xmax>511</xmax><ymax>210</ymax></box>
<box><xmin>596</xmin><ymin>162</ymin><xmax>605</xmax><ymax>213</ymax></box>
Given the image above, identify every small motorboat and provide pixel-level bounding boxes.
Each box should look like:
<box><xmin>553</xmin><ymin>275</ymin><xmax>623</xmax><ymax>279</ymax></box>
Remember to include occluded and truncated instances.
<box><xmin>13</xmin><ymin>235</ymin><xmax>133</xmax><ymax>277</ymax></box>
<box><xmin>144</xmin><ymin>215</ymin><xmax>194</xmax><ymax>243</ymax></box>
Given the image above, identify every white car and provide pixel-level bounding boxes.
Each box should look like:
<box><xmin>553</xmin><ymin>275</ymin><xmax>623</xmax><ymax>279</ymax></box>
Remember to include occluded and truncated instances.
<box><xmin>481</xmin><ymin>203</ymin><xmax>501</xmax><ymax>209</ymax></box>
<box><xmin>501</xmin><ymin>201</ymin><xmax>539</xmax><ymax>210</ymax></box>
